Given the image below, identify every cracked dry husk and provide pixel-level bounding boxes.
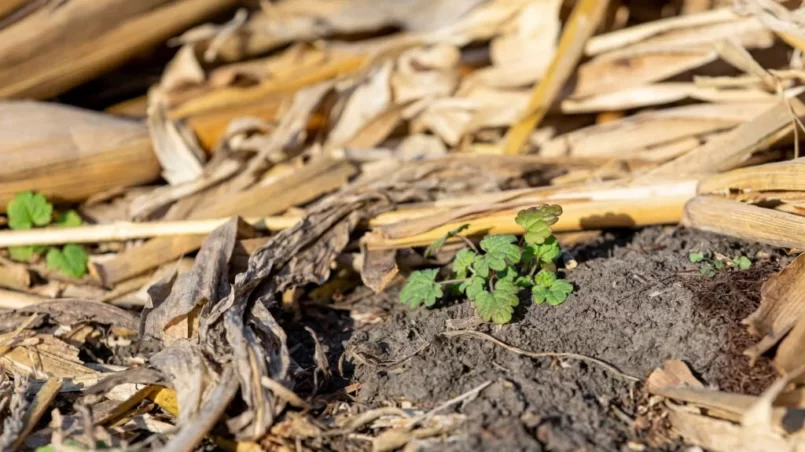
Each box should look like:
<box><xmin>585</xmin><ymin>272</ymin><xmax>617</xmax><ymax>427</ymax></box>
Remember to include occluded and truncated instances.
<box><xmin>347</xmin><ymin>227</ymin><xmax>787</xmax><ymax>451</ymax></box>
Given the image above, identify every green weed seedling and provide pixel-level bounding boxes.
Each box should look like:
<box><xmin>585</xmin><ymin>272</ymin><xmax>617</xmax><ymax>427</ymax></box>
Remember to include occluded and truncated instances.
<box><xmin>400</xmin><ymin>205</ymin><xmax>573</xmax><ymax>324</ymax></box>
<box><xmin>688</xmin><ymin>250</ymin><xmax>751</xmax><ymax>278</ymax></box>
<box><xmin>5</xmin><ymin>191</ymin><xmax>88</xmax><ymax>278</ymax></box>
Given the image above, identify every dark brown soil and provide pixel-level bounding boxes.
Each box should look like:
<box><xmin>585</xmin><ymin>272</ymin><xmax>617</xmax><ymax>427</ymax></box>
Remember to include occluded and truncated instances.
<box><xmin>342</xmin><ymin>227</ymin><xmax>787</xmax><ymax>451</ymax></box>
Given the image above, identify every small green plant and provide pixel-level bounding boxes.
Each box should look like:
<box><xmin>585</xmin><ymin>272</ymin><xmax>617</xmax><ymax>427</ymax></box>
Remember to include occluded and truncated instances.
<box><xmin>5</xmin><ymin>191</ymin><xmax>88</xmax><ymax>278</ymax></box>
<box><xmin>688</xmin><ymin>250</ymin><xmax>752</xmax><ymax>278</ymax></box>
<box><xmin>400</xmin><ymin>205</ymin><xmax>573</xmax><ymax>324</ymax></box>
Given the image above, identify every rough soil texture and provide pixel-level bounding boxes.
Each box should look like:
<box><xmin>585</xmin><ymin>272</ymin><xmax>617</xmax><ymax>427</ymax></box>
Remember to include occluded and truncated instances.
<box><xmin>345</xmin><ymin>227</ymin><xmax>787</xmax><ymax>451</ymax></box>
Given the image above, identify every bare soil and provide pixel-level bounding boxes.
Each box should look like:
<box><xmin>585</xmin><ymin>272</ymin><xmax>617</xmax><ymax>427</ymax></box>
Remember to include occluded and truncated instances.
<box><xmin>337</xmin><ymin>227</ymin><xmax>786</xmax><ymax>451</ymax></box>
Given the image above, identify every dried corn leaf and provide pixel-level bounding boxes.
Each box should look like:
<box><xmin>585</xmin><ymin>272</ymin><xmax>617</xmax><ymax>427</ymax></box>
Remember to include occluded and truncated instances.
<box><xmin>684</xmin><ymin>195</ymin><xmax>805</xmax><ymax>250</ymax></box>
<box><xmin>741</xmin><ymin>253</ymin><xmax>805</xmax><ymax>363</ymax></box>
<box><xmin>667</xmin><ymin>409</ymin><xmax>805</xmax><ymax>452</ymax></box>
<box><xmin>143</xmin><ymin>218</ymin><xmax>253</xmax><ymax>344</ymax></box>
<box><xmin>646</xmin><ymin>96</ymin><xmax>805</xmax><ymax>176</ymax></box>
<box><xmin>698</xmin><ymin>158</ymin><xmax>805</xmax><ymax>194</ymax></box>
<box><xmin>0</xmin><ymin>101</ymin><xmax>159</xmax><ymax>211</ymax></box>
<box><xmin>0</xmin><ymin>0</ymin><xmax>238</xmax><ymax>99</ymax></box>
<box><xmin>541</xmin><ymin>102</ymin><xmax>773</xmax><ymax>158</ymax></box>
<box><xmin>561</xmin><ymin>82</ymin><xmax>774</xmax><ymax>113</ymax></box>
<box><xmin>573</xmin><ymin>51</ymin><xmax>717</xmax><ymax>99</ymax></box>
<box><xmin>586</xmin><ymin>8</ymin><xmax>738</xmax><ymax>55</ymax></box>
<box><xmin>327</xmin><ymin>62</ymin><xmax>393</xmax><ymax>148</ymax></box>
<box><xmin>147</xmin><ymin>92</ymin><xmax>206</xmax><ymax>186</ymax></box>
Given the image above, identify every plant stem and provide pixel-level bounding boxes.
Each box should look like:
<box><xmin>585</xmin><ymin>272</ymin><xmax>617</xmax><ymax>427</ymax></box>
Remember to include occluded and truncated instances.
<box><xmin>438</xmin><ymin>278</ymin><xmax>470</xmax><ymax>286</ymax></box>
<box><xmin>456</xmin><ymin>234</ymin><xmax>479</xmax><ymax>253</ymax></box>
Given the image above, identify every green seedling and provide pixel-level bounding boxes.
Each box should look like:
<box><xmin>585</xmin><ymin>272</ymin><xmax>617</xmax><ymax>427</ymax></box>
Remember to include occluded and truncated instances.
<box><xmin>400</xmin><ymin>205</ymin><xmax>573</xmax><ymax>324</ymax></box>
<box><xmin>5</xmin><ymin>191</ymin><xmax>88</xmax><ymax>278</ymax></box>
<box><xmin>689</xmin><ymin>250</ymin><xmax>752</xmax><ymax>278</ymax></box>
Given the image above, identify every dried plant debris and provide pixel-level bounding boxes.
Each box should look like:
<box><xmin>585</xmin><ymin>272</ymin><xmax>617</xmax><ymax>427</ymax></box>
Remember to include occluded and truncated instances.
<box><xmin>5</xmin><ymin>0</ymin><xmax>805</xmax><ymax>450</ymax></box>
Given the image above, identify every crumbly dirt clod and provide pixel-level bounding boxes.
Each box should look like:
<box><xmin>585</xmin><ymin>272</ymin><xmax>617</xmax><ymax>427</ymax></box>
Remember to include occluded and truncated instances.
<box><xmin>345</xmin><ymin>227</ymin><xmax>787</xmax><ymax>451</ymax></box>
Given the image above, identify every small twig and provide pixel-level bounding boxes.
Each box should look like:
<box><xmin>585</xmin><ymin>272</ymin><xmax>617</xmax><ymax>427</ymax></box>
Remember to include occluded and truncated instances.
<box><xmin>441</xmin><ymin>330</ymin><xmax>640</xmax><ymax>383</ymax></box>
<box><xmin>404</xmin><ymin>380</ymin><xmax>492</xmax><ymax>430</ymax></box>
<box><xmin>455</xmin><ymin>234</ymin><xmax>478</xmax><ymax>253</ymax></box>
<box><xmin>323</xmin><ymin>407</ymin><xmax>410</xmax><ymax>437</ymax></box>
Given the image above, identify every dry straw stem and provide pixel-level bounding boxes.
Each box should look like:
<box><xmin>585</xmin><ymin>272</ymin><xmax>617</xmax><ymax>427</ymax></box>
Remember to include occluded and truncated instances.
<box><xmin>169</xmin><ymin>54</ymin><xmax>366</xmax><ymax>119</ymax></box>
<box><xmin>367</xmin><ymin>192</ymin><xmax>692</xmax><ymax>249</ymax></box>
<box><xmin>9</xmin><ymin>378</ymin><xmax>62</xmax><ymax>452</ymax></box>
<box><xmin>0</xmin><ymin>0</ymin><xmax>239</xmax><ymax>99</ymax></box>
<box><xmin>92</xmin><ymin>158</ymin><xmax>355</xmax><ymax>286</ymax></box>
<box><xmin>0</xmin><ymin>289</ymin><xmax>46</xmax><ymax>310</ymax></box>
<box><xmin>502</xmin><ymin>0</ymin><xmax>609</xmax><ymax>155</ymax></box>
<box><xmin>0</xmin><ymin>179</ymin><xmax>695</xmax><ymax>248</ymax></box>
<box><xmin>0</xmin><ymin>217</ymin><xmax>300</xmax><ymax>248</ymax></box>
<box><xmin>0</xmin><ymin>102</ymin><xmax>160</xmax><ymax>212</ymax></box>
<box><xmin>698</xmin><ymin>158</ymin><xmax>805</xmax><ymax>194</ymax></box>
<box><xmin>585</xmin><ymin>7</ymin><xmax>738</xmax><ymax>56</ymax></box>
<box><xmin>644</xmin><ymin>96</ymin><xmax>805</xmax><ymax>177</ymax></box>
<box><xmin>684</xmin><ymin>195</ymin><xmax>805</xmax><ymax>249</ymax></box>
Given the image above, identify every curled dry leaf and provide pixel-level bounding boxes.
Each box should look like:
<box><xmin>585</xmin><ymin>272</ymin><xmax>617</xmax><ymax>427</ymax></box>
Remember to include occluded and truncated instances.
<box><xmin>146</xmin><ymin>91</ymin><xmax>206</xmax><ymax>186</ymax></box>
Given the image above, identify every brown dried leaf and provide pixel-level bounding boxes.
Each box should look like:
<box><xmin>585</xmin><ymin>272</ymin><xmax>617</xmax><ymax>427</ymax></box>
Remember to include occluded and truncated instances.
<box><xmin>360</xmin><ymin>248</ymin><xmax>399</xmax><ymax>293</ymax></box>
<box><xmin>646</xmin><ymin>360</ymin><xmax>704</xmax><ymax>394</ymax></box>
<box><xmin>146</xmin><ymin>92</ymin><xmax>206</xmax><ymax>186</ymax></box>
<box><xmin>143</xmin><ymin>217</ymin><xmax>253</xmax><ymax>343</ymax></box>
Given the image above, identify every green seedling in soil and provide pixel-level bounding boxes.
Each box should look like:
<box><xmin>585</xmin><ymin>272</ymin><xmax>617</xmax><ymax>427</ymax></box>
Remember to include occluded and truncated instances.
<box><xmin>400</xmin><ymin>205</ymin><xmax>573</xmax><ymax>324</ymax></box>
<box><xmin>5</xmin><ymin>191</ymin><xmax>89</xmax><ymax>278</ymax></box>
<box><xmin>688</xmin><ymin>250</ymin><xmax>751</xmax><ymax>278</ymax></box>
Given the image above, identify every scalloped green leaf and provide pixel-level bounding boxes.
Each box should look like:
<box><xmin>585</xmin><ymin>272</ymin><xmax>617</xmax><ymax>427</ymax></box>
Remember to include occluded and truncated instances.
<box><xmin>472</xmin><ymin>255</ymin><xmax>490</xmax><ymax>278</ymax></box>
<box><xmin>453</xmin><ymin>248</ymin><xmax>476</xmax><ymax>278</ymax></box>
<box><xmin>8</xmin><ymin>191</ymin><xmax>52</xmax><ymax>230</ymax></box>
<box><xmin>399</xmin><ymin>269</ymin><xmax>443</xmax><ymax>308</ymax></box>
<box><xmin>55</xmin><ymin>210</ymin><xmax>83</xmax><ymax>228</ymax></box>
<box><xmin>479</xmin><ymin>235</ymin><xmax>521</xmax><ymax>271</ymax></box>
<box><xmin>46</xmin><ymin>244</ymin><xmax>88</xmax><ymax>279</ymax></box>
<box><xmin>494</xmin><ymin>279</ymin><xmax>520</xmax><ymax>307</ymax></box>
<box><xmin>534</xmin><ymin>270</ymin><xmax>558</xmax><ymax>288</ymax></box>
<box><xmin>460</xmin><ymin>276</ymin><xmax>486</xmax><ymax>300</ymax></box>
<box><xmin>474</xmin><ymin>290</ymin><xmax>513</xmax><ymax>324</ymax></box>
<box><xmin>515</xmin><ymin>205</ymin><xmax>562</xmax><ymax>245</ymax></box>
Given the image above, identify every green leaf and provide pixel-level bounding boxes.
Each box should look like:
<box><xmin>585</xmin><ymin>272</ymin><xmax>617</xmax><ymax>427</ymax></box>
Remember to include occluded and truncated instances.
<box><xmin>55</xmin><ymin>210</ymin><xmax>82</xmax><ymax>228</ymax></box>
<box><xmin>688</xmin><ymin>251</ymin><xmax>705</xmax><ymax>263</ymax></box>
<box><xmin>699</xmin><ymin>263</ymin><xmax>716</xmax><ymax>278</ymax></box>
<box><xmin>7</xmin><ymin>191</ymin><xmax>53</xmax><ymax>230</ymax></box>
<box><xmin>713</xmin><ymin>259</ymin><xmax>725</xmax><ymax>270</ymax></box>
<box><xmin>479</xmin><ymin>235</ymin><xmax>521</xmax><ymax>271</ymax></box>
<box><xmin>399</xmin><ymin>269</ymin><xmax>443</xmax><ymax>308</ymax></box>
<box><xmin>497</xmin><ymin>267</ymin><xmax>517</xmax><ymax>282</ymax></box>
<box><xmin>532</xmin><ymin>286</ymin><xmax>547</xmax><ymax>305</ymax></box>
<box><xmin>733</xmin><ymin>256</ymin><xmax>752</xmax><ymax>270</ymax></box>
<box><xmin>545</xmin><ymin>279</ymin><xmax>573</xmax><ymax>306</ymax></box>
<box><xmin>474</xmin><ymin>290</ymin><xmax>513</xmax><ymax>324</ymax></box>
<box><xmin>424</xmin><ymin>224</ymin><xmax>469</xmax><ymax>258</ymax></box>
<box><xmin>460</xmin><ymin>276</ymin><xmax>486</xmax><ymax>300</ymax></box>
<box><xmin>8</xmin><ymin>245</ymin><xmax>46</xmax><ymax>262</ymax></box>
<box><xmin>453</xmin><ymin>248</ymin><xmax>476</xmax><ymax>278</ymax></box>
<box><xmin>46</xmin><ymin>244</ymin><xmax>88</xmax><ymax>279</ymax></box>
<box><xmin>534</xmin><ymin>270</ymin><xmax>558</xmax><ymax>288</ymax></box>
<box><xmin>531</xmin><ymin>236</ymin><xmax>561</xmax><ymax>264</ymax></box>
<box><xmin>472</xmin><ymin>255</ymin><xmax>490</xmax><ymax>278</ymax></box>
<box><xmin>514</xmin><ymin>275</ymin><xmax>534</xmax><ymax>288</ymax></box>
<box><xmin>532</xmin><ymin>271</ymin><xmax>572</xmax><ymax>305</ymax></box>
<box><xmin>494</xmin><ymin>279</ymin><xmax>520</xmax><ymax>306</ymax></box>
<box><xmin>515</xmin><ymin>205</ymin><xmax>562</xmax><ymax>245</ymax></box>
